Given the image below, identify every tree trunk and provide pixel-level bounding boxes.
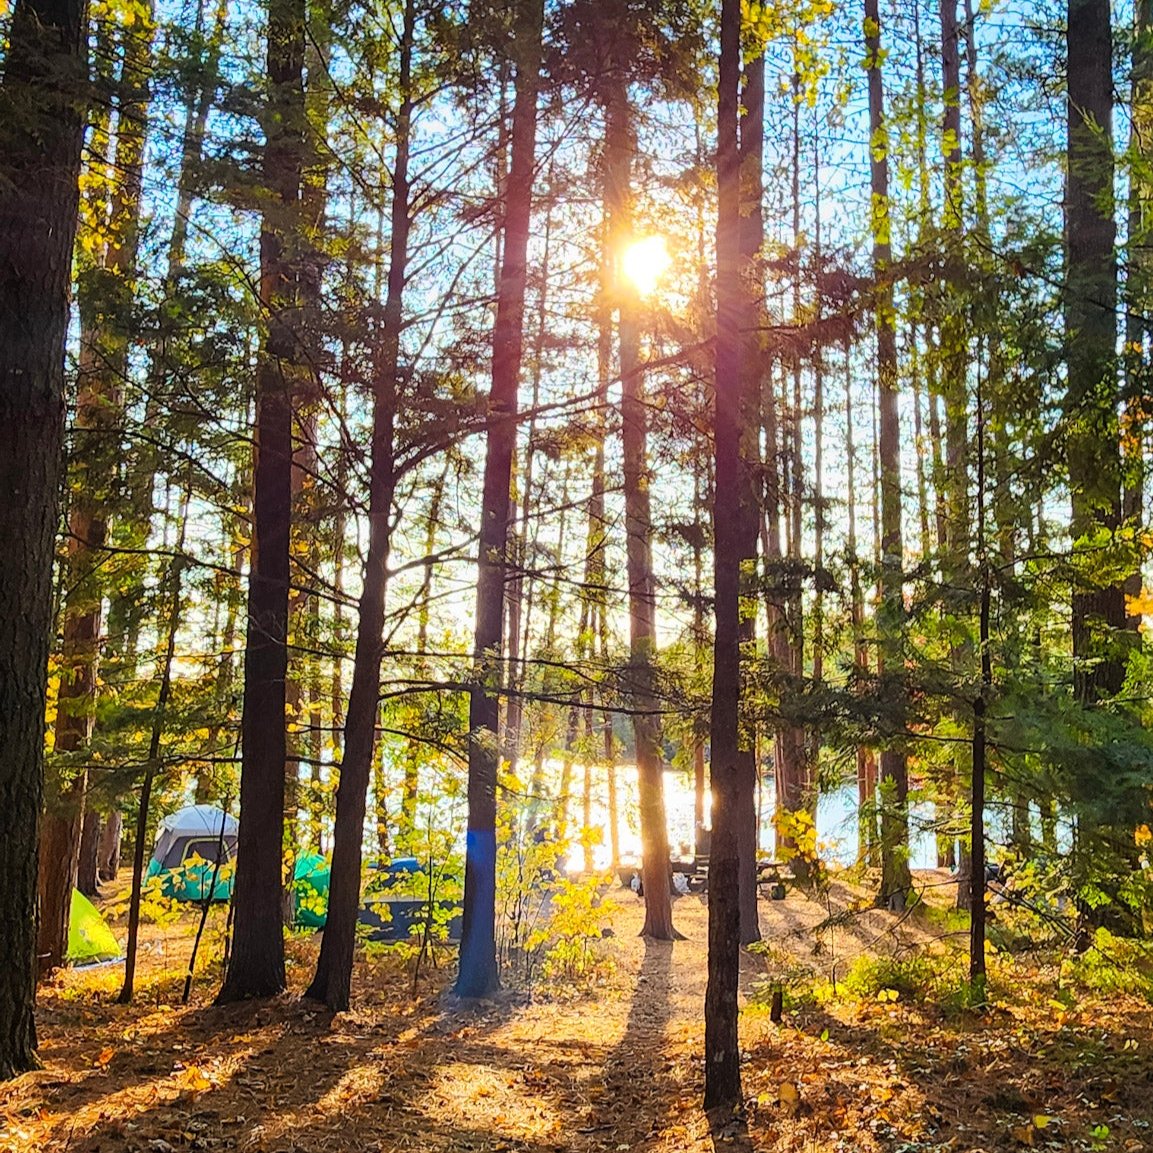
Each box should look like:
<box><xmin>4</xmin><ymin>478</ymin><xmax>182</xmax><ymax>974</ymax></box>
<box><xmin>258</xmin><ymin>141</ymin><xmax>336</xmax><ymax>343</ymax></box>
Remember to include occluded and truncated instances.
<box><xmin>1066</xmin><ymin>0</ymin><xmax>1124</xmax><ymax>704</ymax></box>
<box><xmin>217</xmin><ymin>0</ymin><xmax>305</xmax><ymax>1003</ymax></box>
<box><xmin>1125</xmin><ymin>0</ymin><xmax>1152</xmax><ymax>629</ymax></box>
<box><xmin>120</xmin><ymin>500</ymin><xmax>188</xmax><ymax>1004</ymax></box>
<box><xmin>736</xmin><ymin>51</ymin><xmax>765</xmax><ymax>944</ymax></box>
<box><xmin>457</xmin><ymin>0</ymin><xmax>542</xmax><ymax>998</ymax></box>
<box><xmin>98</xmin><ymin>810</ymin><xmax>123</xmax><ymax>881</ymax></box>
<box><xmin>865</xmin><ymin>0</ymin><xmax>912</xmax><ymax>910</ymax></box>
<box><xmin>704</xmin><ymin>0</ymin><xmax>744</xmax><ymax>1110</ymax></box>
<box><xmin>305</xmin><ymin>0</ymin><xmax>413</xmax><ymax>1013</ymax></box>
<box><xmin>604</xmin><ymin>80</ymin><xmax>676</xmax><ymax>940</ymax></box>
<box><xmin>77</xmin><ymin>810</ymin><xmax>103</xmax><ymax>898</ymax></box>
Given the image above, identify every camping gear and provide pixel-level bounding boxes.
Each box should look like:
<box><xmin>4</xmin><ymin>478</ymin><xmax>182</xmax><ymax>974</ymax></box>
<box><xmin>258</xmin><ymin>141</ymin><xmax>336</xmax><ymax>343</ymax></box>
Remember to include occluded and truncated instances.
<box><xmin>358</xmin><ymin>897</ymin><xmax>462</xmax><ymax>943</ymax></box>
<box><xmin>146</xmin><ymin>804</ymin><xmax>238</xmax><ymax>901</ymax></box>
<box><xmin>67</xmin><ymin>889</ymin><xmax>121</xmax><ymax>966</ymax></box>
<box><xmin>294</xmin><ymin>853</ymin><xmax>330</xmax><ymax>928</ymax></box>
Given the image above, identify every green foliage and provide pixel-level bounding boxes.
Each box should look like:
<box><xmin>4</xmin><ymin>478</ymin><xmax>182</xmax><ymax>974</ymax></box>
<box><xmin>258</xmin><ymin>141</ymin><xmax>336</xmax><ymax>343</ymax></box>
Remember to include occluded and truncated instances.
<box><xmin>1061</xmin><ymin>929</ymin><xmax>1153</xmax><ymax>1004</ymax></box>
<box><xmin>530</xmin><ymin>874</ymin><xmax>617</xmax><ymax>985</ymax></box>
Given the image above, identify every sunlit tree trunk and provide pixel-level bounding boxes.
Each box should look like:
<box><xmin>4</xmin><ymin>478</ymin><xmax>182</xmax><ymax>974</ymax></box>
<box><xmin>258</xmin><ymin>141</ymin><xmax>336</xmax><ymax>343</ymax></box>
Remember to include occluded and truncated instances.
<box><xmin>305</xmin><ymin>0</ymin><xmax>414</xmax><ymax>1012</ymax></box>
<box><xmin>704</xmin><ymin>0</ymin><xmax>744</xmax><ymax>1110</ymax></box>
<box><xmin>865</xmin><ymin>0</ymin><xmax>912</xmax><ymax>910</ymax></box>
<box><xmin>605</xmin><ymin>77</ymin><xmax>676</xmax><ymax>940</ymax></box>
<box><xmin>457</xmin><ymin>0</ymin><xmax>543</xmax><ymax>998</ymax></box>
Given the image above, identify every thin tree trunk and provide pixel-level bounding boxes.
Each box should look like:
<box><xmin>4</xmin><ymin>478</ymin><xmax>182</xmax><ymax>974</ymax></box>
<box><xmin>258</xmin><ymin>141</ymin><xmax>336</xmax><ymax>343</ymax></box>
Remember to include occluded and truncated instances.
<box><xmin>605</xmin><ymin>78</ymin><xmax>676</xmax><ymax>941</ymax></box>
<box><xmin>865</xmin><ymin>0</ymin><xmax>912</xmax><ymax>910</ymax></box>
<box><xmin>736</xmin><ymin>51</ymin><xmax>765</xmax><ymax>944</ymax></box>
<box><xmin>121</xmin><ymin>490</ymin><xmax>189</xmax><ymax>1003</ymax></box>
<box><xmin>457</xmin><ymin>0</ymin><xmax>543</xmax><ymax>998</ymax></box>
<box><xmin>305</xmin><ymin>0</ymin><xmax>413</xmax><ymax>1012</ymax></box>
<box><xmin>704</xmin><ymin>0</ymin><xmax>744</xmax><ymax>1110</ymax></box>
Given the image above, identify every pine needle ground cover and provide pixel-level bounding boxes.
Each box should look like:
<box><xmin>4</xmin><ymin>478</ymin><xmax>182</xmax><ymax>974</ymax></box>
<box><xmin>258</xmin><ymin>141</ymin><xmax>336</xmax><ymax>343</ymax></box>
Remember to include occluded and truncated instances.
<box><xmin>2</xmin><ymin>879</ymin><xmax>1151</xmax><ymax>1153</ymax></box>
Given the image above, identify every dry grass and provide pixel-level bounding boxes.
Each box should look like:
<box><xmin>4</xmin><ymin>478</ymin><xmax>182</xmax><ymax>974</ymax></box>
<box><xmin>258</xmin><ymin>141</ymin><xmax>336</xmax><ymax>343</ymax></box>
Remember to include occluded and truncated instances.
<box><xmin>2</xmin><ymin>871</ymin><xmax>1151</xmax><ymax>1153</ymax></box>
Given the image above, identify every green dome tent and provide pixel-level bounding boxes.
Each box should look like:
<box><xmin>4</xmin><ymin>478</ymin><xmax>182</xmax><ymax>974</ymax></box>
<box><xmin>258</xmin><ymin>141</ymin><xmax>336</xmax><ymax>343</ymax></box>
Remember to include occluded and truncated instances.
<box><xmin>294</xmin><ymin>853</ymin><xmax>329</xmax><ymax>928</ymax></box>
<box><xmin>145</xmin><ymin>804</ymin><xmax>238</xmax><ymax>902</ymax></box>
<box><xmin>67</xmin><ymin>889</ymin><xmax>121</xmax><ymax>966</ymax></box>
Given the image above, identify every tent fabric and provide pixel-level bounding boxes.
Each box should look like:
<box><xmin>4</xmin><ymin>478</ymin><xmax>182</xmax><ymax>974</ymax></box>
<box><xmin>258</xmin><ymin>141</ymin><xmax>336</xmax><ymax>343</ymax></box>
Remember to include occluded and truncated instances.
<box><xmin>147</xmin><ymin>805</ymin><xmax>238</xmax><ymax>902</ymax></box>
<box><xmin>158</xmin><ymin>804</ymin><xmax>239</xmax><ymax>838</ymax></box>
<box><xmin>150</xmin><ymin>805</ymin><xmax>238</xmax><ymax>871</ymax></box>
<box><xmin>67</xmin><ymin>889</ymin><xmax>121</xmax><ymax>966</ymax></box>
<box><xmin>294</xmin><ymin>854</ymin><xmax>330</xmax><ymax>928</ymax></box>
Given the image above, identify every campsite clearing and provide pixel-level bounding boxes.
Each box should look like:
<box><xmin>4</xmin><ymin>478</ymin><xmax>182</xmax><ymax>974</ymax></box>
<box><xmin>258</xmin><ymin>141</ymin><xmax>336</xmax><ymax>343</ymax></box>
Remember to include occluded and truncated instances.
<box><xmin>3</xmin><ymin>874</ymin><xmax>1152</xmax><ymax>1153</ymax></box>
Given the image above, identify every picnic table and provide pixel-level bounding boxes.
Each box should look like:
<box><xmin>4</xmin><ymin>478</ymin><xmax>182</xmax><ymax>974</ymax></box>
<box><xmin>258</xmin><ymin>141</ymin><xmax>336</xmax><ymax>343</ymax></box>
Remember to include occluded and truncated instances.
<box><xmin>617</xmin><ymin>855</ymin><xmax>795</xmax><ymax>898</ymax></box>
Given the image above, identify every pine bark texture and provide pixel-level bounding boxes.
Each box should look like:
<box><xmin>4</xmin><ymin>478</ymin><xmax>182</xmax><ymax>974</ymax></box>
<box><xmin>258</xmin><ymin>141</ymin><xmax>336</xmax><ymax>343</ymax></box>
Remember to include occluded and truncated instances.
<box><xmin>305</xmin><ymin>0</ymin><xmax>412</xmax><ymax>1013</ymax></box>
<box><xmin>1066</xmin><ymin>0</ymin><xmax>1125</xmax><ymax>704</ymax></box>
<box><xmin>0</xmin><ymin>0</ymin><xmax>88</xmax><ymax>1077</ymax></box>
<box><xmin>704</xmin><ymin>0</ymin><xmax>744</xmax><ymax>1111</ymax></box>
<box><xmin>217</xmin><ymin>0</ymin><xmax>305</xmax><ymax>1003</ymax></box>
<box><xmin>865</xmin><ymin>0</ymin><xmax>913</xmax><ymax>909</ymax></box>
<box><xmin>457</xmin><ymin>0</ymin><xmax>543</xmax><ymax>998</ymax></box>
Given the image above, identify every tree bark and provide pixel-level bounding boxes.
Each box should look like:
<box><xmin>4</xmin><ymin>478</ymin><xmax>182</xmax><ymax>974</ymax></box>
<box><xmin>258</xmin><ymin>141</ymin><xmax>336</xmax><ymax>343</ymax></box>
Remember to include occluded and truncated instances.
<box><xmin>605</xmin><ymin>78</ymin><xmax>676</xmax><ymax>941</ymax></box>
<box><xmin>457</xmin><ymin>0</ymin><xmax>543</xmax><ymax>998</ymax></box>
<box><xmin>98</xmin><ymin>810</ymin><xmax>122</xmax><ymax>881</ymax></box>
<box><xmin>704</xmin><ymin>0</ymin><xmax>744</xmax><ymax>1111</ymax></box>
<box><xmin>736</xmin><ymin>51</ymin><xmax>765</xmax><ymax>944</ymax></box>
<box><xmin>1066</xmin><ymin>0</ymin><xmax>1124</xmax><ymax>704</ymax></box>
<box><xmin>865</xmin><ymin>0</ymin><xmax>912</xmax><ymax>910</ymax></box>
<box><xmin>305</xmin><ymin>0</ymin><xmax>412</xmax><ymax>1012</ymax></box>
<box><xmin>217</xmin><ymin>0</ymin><xmax>305</xmax><ymax>1003</ymax></box>
<box><xmin>0</xmin><ymin>0</ymin><xmax>87</xmax><ymax>1074</ymax></box>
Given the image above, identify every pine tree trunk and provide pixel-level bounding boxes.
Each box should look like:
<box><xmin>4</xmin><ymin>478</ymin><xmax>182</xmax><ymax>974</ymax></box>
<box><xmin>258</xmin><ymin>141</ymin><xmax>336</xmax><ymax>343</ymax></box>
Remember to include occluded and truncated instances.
<box><xmin>865</xmin><ymin>0</ymin><xmax>912</xmax><ymax>910</ymax></box>
<box><xmin>305</xmin><ymin>0</ymin><xmax>413</xmax><ymax>1012</ymax></box>
<box><xmin>217</xmin><ymin>0</ymin><xmax>305</xmax><ymax>1003</ymax></box>
<box><xmin>457</xmin><ymin>0</ymin><xmax>542</xmax><ymax>998</ymax></box>
<box><xmin>704</xmin><ymin>0</ymin><xmax>744</xmax><ymax>1110</ymax></box>
<box><xmin>605</xmin><ymin>78</ymin><xmax>676</xmax><ymax>941</ymax></box>
<box><xmin>736</xmin><ymin>52</ymin><xmax>765</xmax><ymax>944</ymax></box>
<box><xmin>77</xmin><ymin>810</ymin><xmax>103</xmax><ymax>898</ymax></box>
<box><xmin>98</xmin><ymin>810</ymin><xmax>123</xmax><ymax>881</ymax></box>
<box><xmin>1066</xmin><ymin>0</ymin><xmax>1124</xmax><ymax>704</ymax></box>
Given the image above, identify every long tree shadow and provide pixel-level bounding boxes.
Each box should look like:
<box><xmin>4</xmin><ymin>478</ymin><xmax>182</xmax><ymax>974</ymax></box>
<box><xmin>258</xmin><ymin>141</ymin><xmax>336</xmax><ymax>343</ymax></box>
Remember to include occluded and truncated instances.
<box><xmin>578</xmin><ymin>936</ymin><xmax>679</xmax><ymax>1147</ymax></box>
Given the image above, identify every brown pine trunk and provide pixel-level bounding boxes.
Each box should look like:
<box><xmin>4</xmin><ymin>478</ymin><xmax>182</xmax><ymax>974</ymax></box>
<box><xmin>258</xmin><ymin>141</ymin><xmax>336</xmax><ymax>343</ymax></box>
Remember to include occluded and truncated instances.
<box><xmin>304</xmin><ymin>0</ymin><xmax>413</xmax><ymax>1012</ymax></box>
<box><xmin>605</xmin><ymin>79</ymin><xmax>676</xmax><ymax>941</ymax></box>
<box><xmin>77</xmin><ymin>810</ymin><xmax>102</xmax><ymax>898</ymax></box>
<box><xmin>865</xmin><ymin>0</ymin><xmax>912</xmax><ymax>910</ymax></box>
<box><xmin>736</xmin><ymin>52</ymin><xmax>765</xmax><ymax>944</ymax></box>
<box><xmin>98</xmin><ymin>810</ymin><xmax>123</xmax><ymax>881</ymax></box>
<box><xmin>217</xmin><ymin>0</ymin><xmax>305</xmax><ymax>1003</ymax></box>
<box><xmin>457</xmin><ymin>0</ymin><xmax>543</xmax><ymax>998</ymax></box>
<box><xmin>1124</xmin><ymin>0</ymin><xmax>1152</xmax><ymax>629</ymax></box>
<box><xmin>1067</xmin><ymin>0</ymin><xmax>1125</xmax><ymax>703</ymax></box>
<box><xmin>704</xmin><ymin>0</ymin><xmax>744</xmax><ymax>1110</ymax></box>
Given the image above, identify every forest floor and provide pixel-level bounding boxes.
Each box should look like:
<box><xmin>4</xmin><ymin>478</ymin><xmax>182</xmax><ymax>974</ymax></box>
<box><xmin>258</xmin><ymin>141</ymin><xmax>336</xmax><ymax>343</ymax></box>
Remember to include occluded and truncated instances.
<box><xmin>3</xmin><ymin>870</ymin><xmax>1153</xmax><ymax>1153</ymax></box>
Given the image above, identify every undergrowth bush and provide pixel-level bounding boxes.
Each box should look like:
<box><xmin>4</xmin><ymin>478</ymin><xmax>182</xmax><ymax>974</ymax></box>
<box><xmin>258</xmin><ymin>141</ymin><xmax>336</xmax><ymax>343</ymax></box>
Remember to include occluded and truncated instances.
<box><xmin>1061</xmin><ymin>928</ymin><xmax>1153</xmax><ymax>1003</ymax></box>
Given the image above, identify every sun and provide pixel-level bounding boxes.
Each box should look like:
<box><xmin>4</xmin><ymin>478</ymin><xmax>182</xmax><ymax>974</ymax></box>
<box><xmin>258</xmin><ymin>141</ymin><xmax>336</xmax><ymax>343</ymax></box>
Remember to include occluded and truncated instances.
<box><xmin>621</xmin><ymin>235</ymin><xmax>671</xmax><ymax>297</ymax></box>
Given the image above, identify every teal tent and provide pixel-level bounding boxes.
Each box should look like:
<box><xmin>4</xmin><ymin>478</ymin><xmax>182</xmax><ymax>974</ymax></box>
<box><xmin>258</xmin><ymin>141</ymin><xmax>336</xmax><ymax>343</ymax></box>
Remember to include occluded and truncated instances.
<box><xmin>294</xmin><ymin>854</ymin><xmax>330</xmax><ymax>928</ymax></box>
<box><xmin>67</xmin><ymin>889</ymin><xmax>121</xmax><ymax>966</ymax></box>
<box><xmin>145</xmin><ymin>804</ymin><xmax>237</xmax><ymax>902</ymax></box>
